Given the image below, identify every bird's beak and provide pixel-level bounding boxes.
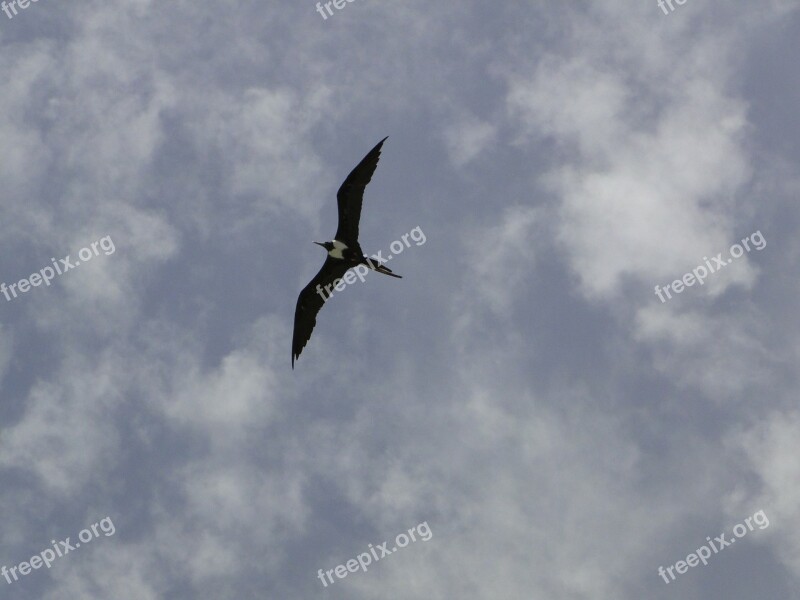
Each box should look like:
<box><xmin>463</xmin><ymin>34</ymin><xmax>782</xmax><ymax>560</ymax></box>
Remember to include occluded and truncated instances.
<box><xmin>313</xmin><ymin>241</ymin><xmax>325</xmax><ymax>248</ymax></box>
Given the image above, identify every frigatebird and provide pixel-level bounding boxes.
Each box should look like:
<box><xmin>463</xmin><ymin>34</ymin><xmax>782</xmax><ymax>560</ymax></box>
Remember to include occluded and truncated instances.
<box><xmin>292</xmin><ymin>137</ymin><xmax>400</xmax><ymax>368</ymax></box>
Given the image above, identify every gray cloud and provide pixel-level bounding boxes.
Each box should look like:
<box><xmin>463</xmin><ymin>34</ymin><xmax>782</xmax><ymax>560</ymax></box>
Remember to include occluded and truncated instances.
<box><xmin>1</xmin><ymin>1</ymin><xmax>799</xmax><ymax>599</ymax></box>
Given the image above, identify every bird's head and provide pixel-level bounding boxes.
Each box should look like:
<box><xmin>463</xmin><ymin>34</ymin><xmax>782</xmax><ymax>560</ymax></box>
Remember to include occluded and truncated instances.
<box><xmin>313</xmin><ymin>241</ymin><xmax>334</xmax><ymax>252</ymax></box>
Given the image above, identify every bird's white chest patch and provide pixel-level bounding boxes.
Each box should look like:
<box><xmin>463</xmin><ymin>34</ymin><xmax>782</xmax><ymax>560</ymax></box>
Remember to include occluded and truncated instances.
<box><xmin>329</xmin><ymin>239</ymin><xmax>348</xmax><ymax>259</ymax></box>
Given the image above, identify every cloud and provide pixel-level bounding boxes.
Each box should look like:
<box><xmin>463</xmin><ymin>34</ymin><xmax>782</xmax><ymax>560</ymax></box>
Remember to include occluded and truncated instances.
<box><xmin>506</xmin><ymin>22</ymin><xmax>752</xmax><ymax>300</ymax></box>
<box><xmin>730</xmin><ymin>410</ymin><xmax>800</xmax><ymax>574</ymax></box>
<box><xmin>1</xmin><ymin>1</ymin><xmax>798</xmax><ymax>599</ymax></box>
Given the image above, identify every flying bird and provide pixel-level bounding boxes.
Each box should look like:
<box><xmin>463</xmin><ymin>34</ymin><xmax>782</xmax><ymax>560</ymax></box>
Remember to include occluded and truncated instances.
<box><xmin>292</xmin><ymin>137</ymin><xmax>400</xmax><ymax>368</ymax></box>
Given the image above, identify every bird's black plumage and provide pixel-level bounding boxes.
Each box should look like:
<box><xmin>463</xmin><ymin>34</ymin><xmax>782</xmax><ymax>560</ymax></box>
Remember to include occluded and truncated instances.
<box><xmin>291</xmin><ymin>257</ymin><xmax>352</xmax><ymax>368</ymax></box>
<box><xmin>292</xmin><ymin>137</ymin><xmax>398</xmax><ymax>369</ymax></box>
<box><xmin>335</xmin><ymin>136</ymin><xmax>388</xmax><ymax>249</ymax></box>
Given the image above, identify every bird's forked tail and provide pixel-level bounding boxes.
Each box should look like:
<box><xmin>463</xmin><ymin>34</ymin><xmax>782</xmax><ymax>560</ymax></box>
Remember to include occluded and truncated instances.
<box><xmin>366</xmin><ymin>259</ymin><xmax>402</xmax><ymax>278</ymax></box>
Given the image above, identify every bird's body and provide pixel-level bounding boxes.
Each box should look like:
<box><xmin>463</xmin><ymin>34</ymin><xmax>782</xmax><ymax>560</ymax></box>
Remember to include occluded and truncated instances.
<box><xmin>327</xmin><ymin>239</ymin><xmax>349</xmax><ymax>260</ymax></box>
<box><xmin>313</xmin><ymin>239</ymin><xmax>399</xmax><ymax>272</ymax></box>
<box><xmin>292</xmin><ymin>137</ymin><xmax>400</xmax><ymax>368</ymax></box>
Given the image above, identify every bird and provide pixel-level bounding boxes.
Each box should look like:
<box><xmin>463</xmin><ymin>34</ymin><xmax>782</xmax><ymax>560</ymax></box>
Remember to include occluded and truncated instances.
<box><xmin>292</xmin><ymin>137</ymin><xmax>401</xmax><ymax>368</ymax></box>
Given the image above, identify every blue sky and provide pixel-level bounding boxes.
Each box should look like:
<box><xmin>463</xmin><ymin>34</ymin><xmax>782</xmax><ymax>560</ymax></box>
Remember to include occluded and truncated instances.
<box><xmin>1</xmin><ymin>1</ymin><xmax>799</xmax><ymax>598</ymax></box>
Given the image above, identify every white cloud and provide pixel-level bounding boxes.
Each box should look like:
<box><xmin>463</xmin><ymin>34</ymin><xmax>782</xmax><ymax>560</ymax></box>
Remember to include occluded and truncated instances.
<box><xmin>0</xmin><ymin>1</ymin><xmax>798</xmax><ymax>599</ymax></box>
<box><xmin>730</xmin><ymin>410</ymin><xmax>800</xmax><ymax>573</ymax></box>
<box><xmin>443</xmin><ymin>114</ymin><xmax>497</xmax><ymax>167</ymax></box>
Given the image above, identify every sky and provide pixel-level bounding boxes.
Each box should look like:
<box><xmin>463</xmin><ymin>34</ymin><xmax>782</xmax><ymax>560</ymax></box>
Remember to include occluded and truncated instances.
<box><xmin>1</xmin><ymin>0</ymin><xmax>799</xmax><ymax>598</ymax></box>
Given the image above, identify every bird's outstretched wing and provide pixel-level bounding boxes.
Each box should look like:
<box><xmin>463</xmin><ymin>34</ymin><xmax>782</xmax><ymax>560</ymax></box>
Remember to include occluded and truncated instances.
<box><xmin>335</xmin><ymin>137</ymin><xmax>388</xmax><ymax>248</ymax></box>
<box><xmin>292</xmin><ymin>256</ymin><xmax>353</xmax><ymax>368</ymax></box>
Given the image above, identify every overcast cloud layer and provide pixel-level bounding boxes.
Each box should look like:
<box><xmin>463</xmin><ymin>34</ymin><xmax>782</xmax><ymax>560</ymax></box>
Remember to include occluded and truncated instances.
<box><xmin>1</xmin><ymin>1</ymin><xmax>799</xmax><ymax>598</ymax></box>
